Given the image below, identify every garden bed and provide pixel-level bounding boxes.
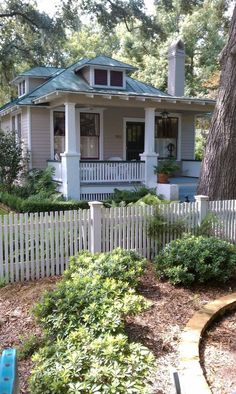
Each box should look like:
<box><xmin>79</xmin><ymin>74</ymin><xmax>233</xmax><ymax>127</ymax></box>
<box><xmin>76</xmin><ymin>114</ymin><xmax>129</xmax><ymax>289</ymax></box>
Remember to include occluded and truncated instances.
<box><xmin>0</xmin><ymin>263</ymin><xmax>235</xmax><ymax>393</ymax></box>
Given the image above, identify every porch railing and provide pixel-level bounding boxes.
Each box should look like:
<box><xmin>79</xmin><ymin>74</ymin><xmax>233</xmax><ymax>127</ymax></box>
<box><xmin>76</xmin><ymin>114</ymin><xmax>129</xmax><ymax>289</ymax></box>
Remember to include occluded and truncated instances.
<box><xmin>80</xmin><ymin>161</ymin><xmax>145</xmax><ymax>183</ymax></box>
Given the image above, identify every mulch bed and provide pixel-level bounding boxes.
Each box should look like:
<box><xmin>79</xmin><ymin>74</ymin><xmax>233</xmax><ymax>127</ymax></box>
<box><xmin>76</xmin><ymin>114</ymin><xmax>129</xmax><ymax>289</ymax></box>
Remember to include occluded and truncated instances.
<box><xmin>201</xmin><ymin>308</ymin><xmax>236</xmax><ymax>394</ymax></box>
<box><xmin>0</xmin><ymin>264</ymin><xmax>236</xmax><ymax>393</ymax></box>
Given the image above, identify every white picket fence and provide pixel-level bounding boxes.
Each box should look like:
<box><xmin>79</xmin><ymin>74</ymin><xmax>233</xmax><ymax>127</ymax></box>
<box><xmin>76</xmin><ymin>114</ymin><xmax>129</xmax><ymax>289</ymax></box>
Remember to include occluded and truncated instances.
<box><xmin>1</xmin><ymin>196</ymin><xmax>236</xmax><ymax>283</ymax></box>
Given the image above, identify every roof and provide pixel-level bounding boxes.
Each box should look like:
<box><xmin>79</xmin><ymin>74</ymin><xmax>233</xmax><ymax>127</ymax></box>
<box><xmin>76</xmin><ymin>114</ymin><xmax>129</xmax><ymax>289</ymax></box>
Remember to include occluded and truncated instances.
<box><xmin>80</xmin><ymin>55</ymin><xmax>136</xmax><ymax>71</ymax></box>
<box><xmin>0</xmin><ymin>55</ymin><xmax>215</xmax><ymax>115</ymax></box>
<box><xmin>18</xmin><ymin>66</ymin><xmax>64</xmax><ymax>78</ymax></box>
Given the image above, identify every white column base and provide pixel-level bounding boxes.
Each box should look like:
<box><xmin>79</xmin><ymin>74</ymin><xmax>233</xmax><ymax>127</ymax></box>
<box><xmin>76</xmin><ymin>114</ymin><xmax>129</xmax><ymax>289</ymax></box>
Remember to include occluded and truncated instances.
<box><xmin>157</xmin><ymin>183</ymin><xmax>179</xmax><ymax>201</ymax></box>
<box><xmin>61</xmin><ymin>153</ymin><xmax>81</xmax><ymax>200</ymax></box>
<box><xmin>140</xmin><ymin>153</ymin><xmax>158</xmax><ymax>189</ymax></box>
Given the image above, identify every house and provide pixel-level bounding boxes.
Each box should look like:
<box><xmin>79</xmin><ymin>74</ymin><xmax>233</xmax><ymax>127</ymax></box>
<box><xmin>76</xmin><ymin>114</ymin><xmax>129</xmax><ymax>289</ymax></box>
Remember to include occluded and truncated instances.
<box><xmin>0</xmin><ymin>40</ymin><xmax>215</xmax><ymax>200</ymax></box>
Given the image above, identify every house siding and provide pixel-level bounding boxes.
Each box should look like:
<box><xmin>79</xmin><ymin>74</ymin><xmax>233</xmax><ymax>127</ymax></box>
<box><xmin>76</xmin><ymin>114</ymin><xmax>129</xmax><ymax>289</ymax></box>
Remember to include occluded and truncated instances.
<box><xmin>181</xmin><ymin>114</ymin><xmax>195</xmax><ymax>160</ymax></box>
<box><xmin>0</xmin><ymin>115</ymin><xmax>10</xmax><ymax>132</ymax></box>
<box><xmin>103</xmin><ymin>107</ymin><xmax>144</xmax><ymax>159</ymax></box>
<box><xmin>29</xmin><ymin>78</ymin><xmax>46</xmax><ymax>92</ymax></box>
<box><xmin>31</xmin><ymin>108</ymin><xmax>50</xmax><ymax>169</ymax></box>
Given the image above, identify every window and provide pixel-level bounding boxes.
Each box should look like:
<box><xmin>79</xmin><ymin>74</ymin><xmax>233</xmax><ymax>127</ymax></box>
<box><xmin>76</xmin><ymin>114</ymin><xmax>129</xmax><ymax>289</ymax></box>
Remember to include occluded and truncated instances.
<box><xmin>80</xmin><ymin>113</ymin><xmax>100</xmax><ymax>159</ymax></box>
<box><xmin>12</xmin><ymin>116</ymin><xmax>16</xmax><ymax>131</ymax></box>
<box><xmin>110</xmin><ymin>71</ymin><xmax>123</xmax><ymax>87</ymax></box>
<box><xmin>54</xmin><ymin>112</ymin><xmax>65</xmax><ymax>160</ymax></box>
<box><xmin>94</xmin><ymin>69</ymin><xmax>108</xmax><ymax>85</ymax></box>
<box><xmin>18</xmin><ymin>80</ymin><xmax>26</xmax><ymax>96</ymax></box>
<box><xmin>155</xmin><ymin>117</ymin><xmax>178</xmax><ymax>159</ymax></box>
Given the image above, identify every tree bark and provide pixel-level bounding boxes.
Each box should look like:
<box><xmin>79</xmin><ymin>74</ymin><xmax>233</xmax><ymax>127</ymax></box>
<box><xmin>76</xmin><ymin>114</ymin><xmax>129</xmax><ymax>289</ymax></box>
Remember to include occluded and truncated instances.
<box><xmin>197</xmin><ymin>5</ymin><xmax>236</xmax><ymax>200</ymax></box>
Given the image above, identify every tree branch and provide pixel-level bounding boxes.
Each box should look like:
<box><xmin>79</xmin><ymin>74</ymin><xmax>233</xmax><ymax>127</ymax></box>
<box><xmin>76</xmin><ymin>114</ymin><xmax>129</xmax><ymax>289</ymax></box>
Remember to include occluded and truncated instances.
<box><xmin>0</xmin><ymin>11</ymin><xmax>40</xmax><ymax>28</ymax></box>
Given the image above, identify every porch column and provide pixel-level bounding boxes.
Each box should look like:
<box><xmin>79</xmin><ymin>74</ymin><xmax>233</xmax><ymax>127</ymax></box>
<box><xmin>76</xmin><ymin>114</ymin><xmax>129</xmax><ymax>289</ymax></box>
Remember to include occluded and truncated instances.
<box><xmin>61</xmin><ymin>102</ymin><xmax>81</xmax><ymax>200</ymax></box>
<box><xmin>140</xmin><ymin>107</ymin><xmax>158</xmax><ymax>188</ymax></box>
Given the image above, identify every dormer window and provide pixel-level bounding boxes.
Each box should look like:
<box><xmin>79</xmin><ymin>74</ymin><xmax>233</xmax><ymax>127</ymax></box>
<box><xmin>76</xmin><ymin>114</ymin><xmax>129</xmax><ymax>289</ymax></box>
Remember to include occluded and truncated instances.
<box><xmin>110</xmin><ymin>71</ymin><xmax>123</xmax><ymax>87</ymax></box>
<box><xmin>93</xmin><ymin>68</ymin><xmax>125</xmax><ymax>89</ymax></box>
<box><xmin>18</xmin><ymin>80</ymin><xmax>26</xmax><ymax>96</ymax></box>
<box><xmin>94</xmin><ymin>69</ymin><xmax>108</xmax><ymax>85</ymax></box>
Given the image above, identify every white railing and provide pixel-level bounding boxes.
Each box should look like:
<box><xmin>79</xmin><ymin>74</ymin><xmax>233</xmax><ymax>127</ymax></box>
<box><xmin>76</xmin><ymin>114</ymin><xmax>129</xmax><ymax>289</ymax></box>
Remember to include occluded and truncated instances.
<box><xmin>48</xmin><ymin>160</ymin><xmax>62</xmax><ymax>182</ymax></box>
<box><xmin>80</xmin><ymin>161</ymin><xmax>145</xmax><ymax>183</ymax></box>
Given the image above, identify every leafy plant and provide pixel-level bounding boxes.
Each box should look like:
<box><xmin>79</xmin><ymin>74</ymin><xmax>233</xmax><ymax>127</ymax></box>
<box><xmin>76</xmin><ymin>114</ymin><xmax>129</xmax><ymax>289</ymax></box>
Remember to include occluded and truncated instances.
<box><xmin>154</xmin><ymin>159</ymin><xmax>180</xmax><ymax>175</ymax></box>
<box><xmin>148</xmin><ymin>207</ymin><xmax>185</xmax><ymax>242</ymax></box>
<box><xmin>104</xmin><ymin>187</ymin><xmax>156</xmax><ymax>207</ymax></box>
<box><xmin>18</xmin><ymin>334</ymin><xmax>44</xmax><ymax>360</ymax></box>
<box><xmin>30</xmin><ymin>249</ymin><xmax>154</xmax><ymax>393</ymax></box>
<box><xmin>0</xmin><ymin>130</ymin><xmax>26</xmax><ymax>191</ymax></box>
<box><xmin>30</xmin><ymin>328</ymin><xmax>155</xmax><ymax>394</ymax></box>
<box><xmin>155</xmin><ymin>235</ymin><xmax>236</xmax><ymax>285</ymax></box>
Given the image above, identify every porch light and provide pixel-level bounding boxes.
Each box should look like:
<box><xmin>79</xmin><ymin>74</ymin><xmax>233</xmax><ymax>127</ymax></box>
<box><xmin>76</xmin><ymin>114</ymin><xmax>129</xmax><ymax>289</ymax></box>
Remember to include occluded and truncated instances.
<box><xmin>161</xmin><ymin>110</ymin><xmax>169</xmax><ymax>119</ymax></box>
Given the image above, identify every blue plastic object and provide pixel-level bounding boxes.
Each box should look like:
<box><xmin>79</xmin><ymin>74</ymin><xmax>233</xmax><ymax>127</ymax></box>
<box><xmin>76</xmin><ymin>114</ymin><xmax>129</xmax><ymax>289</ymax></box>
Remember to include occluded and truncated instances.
<box><xmin>0</xmin><ymin>349</ymin><xmax>18</xmax><ymax>394</ymax></box>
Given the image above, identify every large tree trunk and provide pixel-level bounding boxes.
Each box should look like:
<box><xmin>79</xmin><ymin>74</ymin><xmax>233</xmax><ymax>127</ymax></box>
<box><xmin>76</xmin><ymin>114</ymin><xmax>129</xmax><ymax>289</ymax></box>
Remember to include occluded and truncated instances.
<box><xmin>197</xmin><ymin>5</ymin><xmax>236</xmax><ymax>200</ymax></box>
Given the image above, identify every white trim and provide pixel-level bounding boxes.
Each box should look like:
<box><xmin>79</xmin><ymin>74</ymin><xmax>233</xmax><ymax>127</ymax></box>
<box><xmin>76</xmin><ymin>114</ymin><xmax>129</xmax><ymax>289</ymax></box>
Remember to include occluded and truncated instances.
<box><xmin>50</xmin><ymin>110</ymin><xmax>54</xmax><ymax>160</ymax></box>
<box><xmin>123</xmin><ymin>117</ymin><xmax>145</xmax><ymax>160</ymax></box>
<box><xmin>155</xmin><ymin>112</ymin><xmax>182</xmax><ymax>161</ymax></box>
<box><xmin>91</xmin><ymin>66</ymin><xmax>125</xmax><ymax>90</ymax></box>
<box><xmin>27</xmin><ymin>107</ymin><xmax>32</xmax><ymax>169</ymax></box>
<box><xmin>77</xmin><ymin>108</ymin><xmax>104</xmax><ymax>160</ymax></box>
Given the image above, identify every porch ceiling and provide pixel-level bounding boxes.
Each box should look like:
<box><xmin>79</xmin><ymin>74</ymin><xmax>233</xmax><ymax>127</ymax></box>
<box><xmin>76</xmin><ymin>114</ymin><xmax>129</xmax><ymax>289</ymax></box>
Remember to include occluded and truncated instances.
<box><xmin>33</xmin><ymin>90</ymin><xmax>215</xmax><ymax>114</ymax></box>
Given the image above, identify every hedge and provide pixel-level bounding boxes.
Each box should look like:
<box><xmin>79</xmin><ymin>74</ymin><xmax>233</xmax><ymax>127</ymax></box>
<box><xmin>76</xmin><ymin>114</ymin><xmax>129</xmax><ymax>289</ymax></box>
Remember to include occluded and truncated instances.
<box><xmin>0</xmin><ymin>191</ymin><xmax>89</xmax><ymax>213</ymax></box>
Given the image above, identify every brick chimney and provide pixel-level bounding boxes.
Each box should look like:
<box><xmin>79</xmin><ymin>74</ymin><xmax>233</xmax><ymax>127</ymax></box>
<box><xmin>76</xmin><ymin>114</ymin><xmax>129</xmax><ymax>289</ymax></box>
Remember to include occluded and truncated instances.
<box><xmin>167</xmin><ymin>39</ymin><xmax>185</xmax><ymax>96</ymax></box>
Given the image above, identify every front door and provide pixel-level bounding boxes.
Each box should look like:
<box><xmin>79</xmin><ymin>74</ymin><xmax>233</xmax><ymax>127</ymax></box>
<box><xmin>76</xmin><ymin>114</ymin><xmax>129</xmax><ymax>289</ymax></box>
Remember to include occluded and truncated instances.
<box><xmin>126</xmin><ymin>122</ymin><xmax>144</xmax><ymax>160</ymax></box>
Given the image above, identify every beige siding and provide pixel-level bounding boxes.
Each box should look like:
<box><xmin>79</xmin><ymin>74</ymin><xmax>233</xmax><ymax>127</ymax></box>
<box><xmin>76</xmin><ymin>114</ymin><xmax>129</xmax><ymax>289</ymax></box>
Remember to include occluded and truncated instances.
<box><xmin>29</xmin><ymin>78</ymin><xmax>46</xmax><ymax>92</ymax></box>
<box><xmin>103</xmin><ymin>107</ymin><xmax>145</xmax><ymax>159</ymax></box>
<box><xmin>181</xmin><ymin>114</ymin><xmax>195</xmax><ymax>159</ymax></box>
<box><xmin>0</xmin><ymin>115</ymin><xmax>11</xmax><ymax>132</ymax></box>
<box><xmin>21</xmin><ymin>108</ymin><xmax>28</xmax><ymax>145</ymax></box>
<box><xmin>31</xmin><ymin>108</ymin><xmax>50</xmax><ymax>169</ymax></box>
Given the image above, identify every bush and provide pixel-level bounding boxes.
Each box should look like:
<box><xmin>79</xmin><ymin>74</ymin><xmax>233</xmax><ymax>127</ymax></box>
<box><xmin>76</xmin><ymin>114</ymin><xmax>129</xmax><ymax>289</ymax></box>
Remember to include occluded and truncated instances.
<box><xmin>155</xmin><ymin>235</ymin><xmax>236</xmax><ymax>285</ymax></box>
<box><xmin>30</xmin><ymin>249</ymin><xmax>155</xmax><ymax>393</ymax></box>
<box><xmin>30</xmin><ymin>328</ymin><xmax>154</xmax><ymax>394</ymax></box>
<box><xmin>0</xmin><ymin>190</ymin><xmax>89</xmax><ymax>212</ymax></box>
<box><xmin>104</xmin><ymin>187</ymin><xmax>156</xmax><ymax>207</ymax></box>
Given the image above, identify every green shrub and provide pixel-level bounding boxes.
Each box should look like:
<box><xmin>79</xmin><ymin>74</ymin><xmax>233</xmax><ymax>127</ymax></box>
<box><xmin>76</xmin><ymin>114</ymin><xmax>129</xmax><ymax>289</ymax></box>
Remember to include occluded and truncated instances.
<box><xmin>31</xmin><ymin>249</ymin><xmax>154</xmax><ymax>393</ymax></box>
<box><xmin>0</xmin><ymin>190</ymin><xmax>89</xmax><ymax>212</ymax></box>
<box><xmin>18</xmin><ymin>334</ymin><xmax>44</xmax><ymax>360</ymax></box>
<box><xmin>104</xmin><ymin>187</ymin><xmax>156</xmax><ymax>207</ymax></box>
<box><xmin>30</xmin><ymin>328</ymin><xmax>155</xmax><ymax>394</ymax></box>
<box><xmin>155</xmin><ymin>235</ymin><xmax>236</xmax><ymax>285</ymax></box>
<box><xmin>64</xmin><ymin>248</ymin><xmax>146</xmax><ymax>286</ymax></box>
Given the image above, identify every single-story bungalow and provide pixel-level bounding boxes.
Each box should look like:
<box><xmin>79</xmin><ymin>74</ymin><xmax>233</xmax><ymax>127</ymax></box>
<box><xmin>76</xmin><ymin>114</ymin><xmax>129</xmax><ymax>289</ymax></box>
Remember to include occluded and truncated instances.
<box><xmin>0</xmin><ymin>39</ymin><xmax>215</xmax><ymax>200</ymax></box>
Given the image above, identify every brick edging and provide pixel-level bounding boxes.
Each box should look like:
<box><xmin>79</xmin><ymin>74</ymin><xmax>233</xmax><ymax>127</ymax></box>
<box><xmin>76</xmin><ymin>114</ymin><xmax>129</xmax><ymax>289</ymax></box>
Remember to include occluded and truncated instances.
<box><xmin>179</xmin><ymin>292</ymin><xmax>236</xmax><ymax>394</ymax></box>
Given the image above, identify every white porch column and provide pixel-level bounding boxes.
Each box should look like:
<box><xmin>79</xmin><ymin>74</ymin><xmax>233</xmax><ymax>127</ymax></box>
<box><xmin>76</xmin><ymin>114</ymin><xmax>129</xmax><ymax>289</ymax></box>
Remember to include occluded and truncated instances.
<box><xmin>61</xmin><ymin>102</ymin><xmax>81</xmax><ymax>200</ymax></box>
<box><xmin>140</xmin><ymin>107</ymin><xmax>158</xmax><ymax>188</ymax></box>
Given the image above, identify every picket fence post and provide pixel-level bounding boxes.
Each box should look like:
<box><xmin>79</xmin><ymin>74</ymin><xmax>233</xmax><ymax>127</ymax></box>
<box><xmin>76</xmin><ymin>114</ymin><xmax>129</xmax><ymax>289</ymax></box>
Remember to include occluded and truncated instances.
<box><xmin>195</xmin><ymin>195</ymin><xmax>209</xmax><ymax>225</ymax></box>
<box><xmin>88</xmin><ymin>201</ymin><xmax>103</xmax><ymax>253</ymax></box>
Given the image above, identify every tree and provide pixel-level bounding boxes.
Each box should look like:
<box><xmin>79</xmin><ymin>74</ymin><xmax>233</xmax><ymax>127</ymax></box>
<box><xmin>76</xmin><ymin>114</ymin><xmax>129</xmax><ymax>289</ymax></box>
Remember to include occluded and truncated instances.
<box><xmin>197</xmin><ymin>5</ymin><xmax>236</xmax><ymax>199</ymax></box>
<box><xmin>0</xmin><ymin>131</ymin><xmax>25</xmax><ymax>191</ymax></box>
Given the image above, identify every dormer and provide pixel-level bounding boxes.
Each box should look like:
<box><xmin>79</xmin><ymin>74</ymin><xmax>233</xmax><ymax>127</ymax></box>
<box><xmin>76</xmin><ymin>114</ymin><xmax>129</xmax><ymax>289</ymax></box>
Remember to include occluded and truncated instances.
<box><xmin>11</xmin><ymin>66</ymin><xmax>64</xmax><ymax>97</ymax></box>
<box><xmin>75</xmin><ymin>56</ymin><xmax>136</xmax><ymax>90</ymax></box>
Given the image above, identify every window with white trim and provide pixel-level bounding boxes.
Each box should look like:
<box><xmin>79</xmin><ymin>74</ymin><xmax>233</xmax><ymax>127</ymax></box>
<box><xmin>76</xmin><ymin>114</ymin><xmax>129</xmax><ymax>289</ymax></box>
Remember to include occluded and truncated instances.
<box><xmin>80</xmin><ymin>113</ymin><xmax>100</xmax><ymax>159</ymax></box>
<box><xmin>93</xmin><ymin>69</ymin><xmax>124</xmax><ymax>88</ymax></box>
<box><xmin>18</xmin><ymin>80</ymin><xmax>26</xmax><ymax>96</ymax></box>
<box><xmin>11</xmin><ymin>114</ymin><xmax>22</xmax><ymax>142</ymax></box>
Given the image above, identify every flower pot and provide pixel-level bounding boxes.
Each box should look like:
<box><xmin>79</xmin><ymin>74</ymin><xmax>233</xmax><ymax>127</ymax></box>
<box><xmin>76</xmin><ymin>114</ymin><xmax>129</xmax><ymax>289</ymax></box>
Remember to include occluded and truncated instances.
<box><xmin>158</xmin><ymin>173</ymin><xmax>169</xmax><ymax>184</ymax></box>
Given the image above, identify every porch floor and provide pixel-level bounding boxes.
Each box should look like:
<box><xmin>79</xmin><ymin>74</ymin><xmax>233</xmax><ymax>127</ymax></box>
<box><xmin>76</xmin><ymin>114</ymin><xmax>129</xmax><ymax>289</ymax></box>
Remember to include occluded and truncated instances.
<box><xmin>169</xmin><ymin>177</ymin><xmax>198</xmax><ymax>202</ymax></box>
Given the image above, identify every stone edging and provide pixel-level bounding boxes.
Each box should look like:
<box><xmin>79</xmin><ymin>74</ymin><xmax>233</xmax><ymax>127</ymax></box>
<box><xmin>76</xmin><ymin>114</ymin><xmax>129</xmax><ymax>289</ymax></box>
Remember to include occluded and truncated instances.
<box><xmin>179</xmin><ymin>292</ymin><xmax>236</xmax><ymax>394</ymax></box>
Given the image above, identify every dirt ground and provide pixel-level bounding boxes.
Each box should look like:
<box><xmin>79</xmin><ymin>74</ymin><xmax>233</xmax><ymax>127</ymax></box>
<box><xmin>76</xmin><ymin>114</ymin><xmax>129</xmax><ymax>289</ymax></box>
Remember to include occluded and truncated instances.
<box><xmin>0</xmin><ymin>264</ymin><xmax>235</xmax><ymax>394</ymax></box>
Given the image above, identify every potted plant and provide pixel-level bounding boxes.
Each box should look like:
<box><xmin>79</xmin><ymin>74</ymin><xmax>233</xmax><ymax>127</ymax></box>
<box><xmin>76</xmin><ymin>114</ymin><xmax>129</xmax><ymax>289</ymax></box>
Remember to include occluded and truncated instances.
<box><xmin>154</xmin><ymin>159</ymin><xmax>180</xmax><ymax>184</ymax></box>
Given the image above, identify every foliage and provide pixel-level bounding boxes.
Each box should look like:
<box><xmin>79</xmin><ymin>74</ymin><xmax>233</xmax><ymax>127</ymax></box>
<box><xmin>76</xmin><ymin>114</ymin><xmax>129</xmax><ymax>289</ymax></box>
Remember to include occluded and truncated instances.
<box><xmin>30</xmin><ymin>249</ymin><xmax>154</xmax><ymax>393</ymax></box>
<box><xmin>14</xmin><ymin>167</ymin><xmax>58</xmax><ymax>199</ymax></box>
<box><xmin>131</xmin><ymin>193</ymin><xmax>166</xmax><ymax>206</ymax></box>
<box><xmin>18</xmin><ymin>334</ymin><xmax>44</xmax><ymax>360</ymax></box>
<box><xmin>155</xmin><ymin>235</ymin><xmax>236</xmax><ymax>285</ymax></box>
<box><xmin>148</xmin><ymin>207</ymin><xmax>185</xmax><ymax>240</ymax></box>
<box><xmin>30</xmin><ymin>328</ymin><xmax>154</xmax><ymax>394</ymax></box>
<box><xmin>154</xmin><ymin>159</ymin><xmax>180</xmax><ymax>175</ymax></box>
<box><xmin>0</xmin><ymin>190</ymin><xmax>89</xmax><ymax>212</ymax></box>
<box><xmin>0</xmin><ymin>130</ymin><xmax>25</xmax><ymax>191</ymax></box>
<box><xmin>104</xmin><ymin>187</ymin><xmax>156</xmax><ymax>207</ymax></box>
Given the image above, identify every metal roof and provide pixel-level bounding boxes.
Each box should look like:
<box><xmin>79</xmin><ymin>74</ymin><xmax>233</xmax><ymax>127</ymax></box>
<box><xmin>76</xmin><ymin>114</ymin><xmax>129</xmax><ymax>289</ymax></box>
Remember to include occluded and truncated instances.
<box><xmin>84</xmin><ymin>55</ymin><xmax>136</xmax><ymax>71</ymax></box>
<box><xmin>17</xmin><ymin>66</ymin><xmax>64</xmax><ymax>78</ymax></box>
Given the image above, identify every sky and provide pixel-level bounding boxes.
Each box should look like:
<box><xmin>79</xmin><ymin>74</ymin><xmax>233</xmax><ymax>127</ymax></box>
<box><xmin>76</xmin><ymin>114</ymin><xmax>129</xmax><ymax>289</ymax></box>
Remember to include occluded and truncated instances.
<box><xmin>36</xmin><ymin>0</ymin><xmax>155</xmax><ymax>17</ymax></box>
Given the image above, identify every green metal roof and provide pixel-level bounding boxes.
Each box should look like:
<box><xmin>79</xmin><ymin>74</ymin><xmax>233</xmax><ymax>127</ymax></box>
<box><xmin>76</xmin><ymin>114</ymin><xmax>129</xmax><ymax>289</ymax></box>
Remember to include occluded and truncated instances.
<box><xmin>83</xmin><ymin>55</ymin><xmax>136</xmax><ymax>71</ymax></box>
<box><xmin>18</xmin><ymin>66</ymin><xmax>64</xmax><ymax>78</ymax></box>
